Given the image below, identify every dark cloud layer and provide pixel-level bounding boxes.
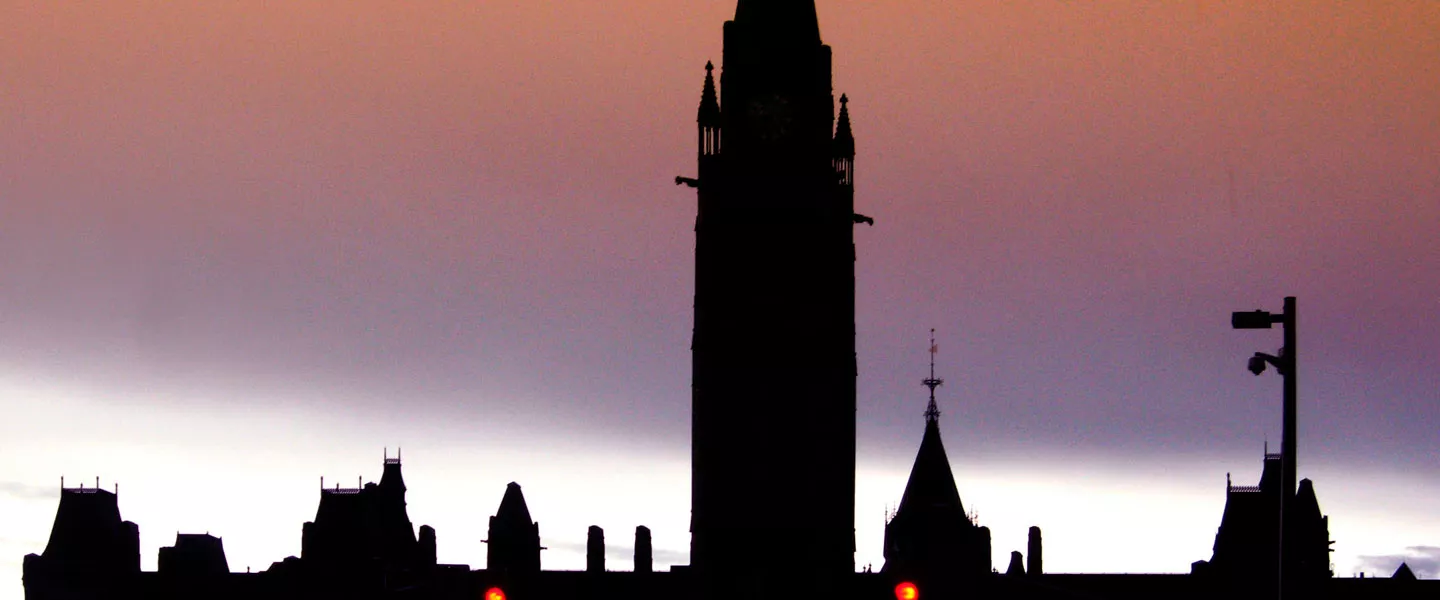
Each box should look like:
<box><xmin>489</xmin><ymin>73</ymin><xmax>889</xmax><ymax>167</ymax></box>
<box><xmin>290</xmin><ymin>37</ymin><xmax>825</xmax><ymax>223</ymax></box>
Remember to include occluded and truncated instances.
<box><xmin>1358</xmin><ymin>546</ymin><xmax>1440</xmax><ymax>579</ymax></box>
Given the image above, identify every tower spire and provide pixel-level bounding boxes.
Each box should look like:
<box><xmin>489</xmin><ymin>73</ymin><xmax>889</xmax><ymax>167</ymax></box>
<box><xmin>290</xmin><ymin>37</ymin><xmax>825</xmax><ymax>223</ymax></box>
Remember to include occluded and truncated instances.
<box><xmin>699</xmin><ymin>61</ymin><xmax>719</xmax><ymax>125</ymax></box>
<box><xmin>923</xmin><ymin>329</ymin><xmax>943</xmax><ymax>423</ymax></box>
<box><xmin>834</xmin><ymin>94</ymin><xmax>854</xmax><ymax>157</ymax></box>
<box><xmin>696</xmin><ymin>61</ymin><xmax>721</xmax><ymax>159</ymax></box>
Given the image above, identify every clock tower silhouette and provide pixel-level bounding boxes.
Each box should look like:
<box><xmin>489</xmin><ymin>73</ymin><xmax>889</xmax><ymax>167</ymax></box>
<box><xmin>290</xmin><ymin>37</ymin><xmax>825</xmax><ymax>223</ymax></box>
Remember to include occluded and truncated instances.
<box><xmin>683</xmin><ymin>1</ymin><xmax>863</xmax><ymax>597</ymax></box>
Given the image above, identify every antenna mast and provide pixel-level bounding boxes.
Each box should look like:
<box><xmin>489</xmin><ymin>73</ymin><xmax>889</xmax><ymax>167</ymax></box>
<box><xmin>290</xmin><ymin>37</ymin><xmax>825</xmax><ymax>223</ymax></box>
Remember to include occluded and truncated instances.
<box><xmin>923</xmin><ymin>328</ymin><xmax>944</xmax><ymax>423</ymax></box>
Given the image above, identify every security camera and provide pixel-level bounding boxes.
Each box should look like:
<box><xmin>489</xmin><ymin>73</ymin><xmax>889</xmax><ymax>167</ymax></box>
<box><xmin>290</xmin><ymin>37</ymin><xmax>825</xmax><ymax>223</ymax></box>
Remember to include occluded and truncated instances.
<box><xmin>1248</xmin><ymin>355</ymin><xmax>1268</xmax><ymax>376</ymax></box>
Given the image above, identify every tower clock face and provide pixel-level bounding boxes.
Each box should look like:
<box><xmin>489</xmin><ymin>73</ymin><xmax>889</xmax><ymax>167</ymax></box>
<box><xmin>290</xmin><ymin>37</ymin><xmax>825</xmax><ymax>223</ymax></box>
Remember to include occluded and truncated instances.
<box><xmin>747</xmin><ymin>93</ymin><xmax>793</xmax><ymax>143</ymax></box>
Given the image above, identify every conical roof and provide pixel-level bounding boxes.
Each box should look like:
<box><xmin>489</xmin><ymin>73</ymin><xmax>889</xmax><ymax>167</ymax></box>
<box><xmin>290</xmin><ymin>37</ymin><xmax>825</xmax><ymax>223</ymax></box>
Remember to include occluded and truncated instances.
<box><xmin>833</xmin><ymin>95</ymin><xmax>854</xmax><ymax>158</ymax></box>
<box><xmin>1293</xmin><ymin>478</ymin><xmax>1322</xmax><ymax>521</ymax></box>
<box><xmin>1393</xmin><ymin>562</ymin><xmax>1417</xmax><ymax>580</ymax></box>
<box><xmin>698</xmin><ymin>61</ymin><xmax>720</xmax><ymax>125</ymax></box>
<box><xmin>496</xmin><ymin>482</ymin><xmax>534</xmax><ymax>525</ymax></box>
<box><xmin>894</xmin><ymin>419</ymin><xmax>966</xmax><ymax>519</ymax></box>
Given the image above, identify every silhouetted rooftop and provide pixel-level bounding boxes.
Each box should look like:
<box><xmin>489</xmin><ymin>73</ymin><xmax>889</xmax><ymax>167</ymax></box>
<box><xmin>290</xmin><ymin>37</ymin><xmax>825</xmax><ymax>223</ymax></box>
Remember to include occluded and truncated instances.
<box><xmin>496</xmin><ymin>482</ymin><xmax>534</xmax><ymax>525</ymax></box>
<box><xmin>1393</xmin><ymin>562</ymin><xmax>1417</xmax><ymax>580</ymax></box>
<box><xmin>733</xmin><ymin>0</ymin><xmax>821</xmax><ymax>46</ymax></box>
<box><xmin>894</xmin><ymin>418</ymin><xmax>967</xmax><ymax>520</ymax></box>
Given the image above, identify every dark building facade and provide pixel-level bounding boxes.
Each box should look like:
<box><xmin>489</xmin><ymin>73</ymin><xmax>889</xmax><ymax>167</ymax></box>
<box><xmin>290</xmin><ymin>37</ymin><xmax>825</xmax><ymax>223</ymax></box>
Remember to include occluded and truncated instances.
<box><xmin>19</xmin><ymin>2</ymin><xmax>1440</xmax><ymax>599</ymax></box>
<box><xmin>486</xmin><ymin>482</ymin><xmax>543</xmax><ymax>576</ymax></box>
<box><xmin>301</xmin><ymin>455</ymin><xmax>437</xmax><ymax>575</ymax></box>
<box><xmin>1191</xmin><ymin>449</ymin><xmax>1335</xmax><ymax>594</ymax></box>
<box><xmin>22</xmin><ymin>484</ymin><xmax>140</xmax><ymax>599</ymax></box>
<box><xmin>687</xmin><ymin>1</ymin><xmax>859</xmax><ymax>597</ymax></box>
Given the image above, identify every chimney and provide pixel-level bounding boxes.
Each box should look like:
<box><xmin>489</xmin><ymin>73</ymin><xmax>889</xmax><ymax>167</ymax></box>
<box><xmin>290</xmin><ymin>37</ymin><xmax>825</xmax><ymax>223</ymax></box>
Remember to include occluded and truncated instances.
<box><xmin>1005</xmin><ymin>551</ymin><xmax>1025</xmax><ymax>576</ymax></box>
<box><xmin>979</xmin><ymin>526</ymin><xmax>993</xmax><ymax>573</ymax></box>
<box><xmin>587</xmin><ymin>526</ymin><xmax>605</xmax><ymax>573</ymax></box>
<box><xmin>1027</xmin><ymin>526</ymin><xmax>1043</xmax><ymax>576</ymax></box>
<box><xmin>634</xmin><ymin>526</ymin><xmax>653</xmax><ymax>573</ymax></box>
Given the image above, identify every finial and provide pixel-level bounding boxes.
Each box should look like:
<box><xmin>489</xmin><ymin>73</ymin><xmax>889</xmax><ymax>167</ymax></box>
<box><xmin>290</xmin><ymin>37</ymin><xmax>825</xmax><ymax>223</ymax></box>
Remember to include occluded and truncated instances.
<box><xmin>923</xmin><ymin>329</ymin><xmax>944</xmax><ymax>423</ymax></box>
<box><xmin>840</xmin><ymin>93</ymin><xmax>848</xmax><ymax>106</ymax></box>
<box><xmin>705</xmin><ymin>60</ymin><xmax>714</xmax><ymax>73</ymax></box>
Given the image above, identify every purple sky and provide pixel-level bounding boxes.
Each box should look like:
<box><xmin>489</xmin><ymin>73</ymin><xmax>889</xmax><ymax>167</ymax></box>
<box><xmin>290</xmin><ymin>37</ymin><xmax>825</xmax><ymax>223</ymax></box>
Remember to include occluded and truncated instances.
<box><xmin>1</xmin><ymin>1</ymin><xmax>1437</xmax><ymax>594</ymax></box>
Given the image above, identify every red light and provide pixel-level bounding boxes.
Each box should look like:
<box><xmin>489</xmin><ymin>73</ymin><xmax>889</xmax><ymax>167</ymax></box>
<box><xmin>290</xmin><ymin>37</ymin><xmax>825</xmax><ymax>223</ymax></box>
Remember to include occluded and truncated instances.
<box><xmin>894</xmin><ymin>581</ymin><xmax>919</xmax><ymax>600</ymax></box>
<box><xmin>485</xmin><ymin>587</ymin><xmax>506</xmax><ymax>600</ymax></box>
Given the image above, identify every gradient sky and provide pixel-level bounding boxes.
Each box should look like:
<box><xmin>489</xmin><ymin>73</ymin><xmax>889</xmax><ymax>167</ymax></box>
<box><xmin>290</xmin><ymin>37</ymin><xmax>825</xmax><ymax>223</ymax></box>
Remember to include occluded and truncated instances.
<box><xmin>2</xmin><ymin>1</ymin><xmax>1438</xmax><ymax>597</ymax></box>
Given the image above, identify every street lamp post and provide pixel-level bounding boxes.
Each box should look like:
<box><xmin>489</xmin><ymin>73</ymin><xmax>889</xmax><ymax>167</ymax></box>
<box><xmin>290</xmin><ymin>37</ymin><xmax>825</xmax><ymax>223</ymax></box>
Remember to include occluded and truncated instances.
<box><xmin>1231</xmin><ymin>296</ymin><xmax>1297</xmax><ymax>599</ymax></box>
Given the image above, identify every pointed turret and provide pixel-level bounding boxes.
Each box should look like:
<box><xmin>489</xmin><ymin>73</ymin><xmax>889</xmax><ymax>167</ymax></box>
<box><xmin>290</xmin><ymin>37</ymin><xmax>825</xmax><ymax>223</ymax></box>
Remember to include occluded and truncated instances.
<box><xmin>833</xmin><ymin>94</ymin><xmax>855</xmax><ymax>187</ymax></box>
<box><xmin>1291</xmin><ymin>479</ymin><xmax>1334</xmax><ymax>579</ymax></box>
<box><xmin>699</xmin><ymin>62</ymin><xmax>720</xmax><ymax>128</ymax></box>
<box><xmin>375</xmin><ymin>453</ymin><xmax>418</xmax><ymax>565</ymax></box>
<box><xmin>883</xmin><ymin>333</ymin><xmax>990</xmax><ymax>584</ymax></box>
<box><xmin>379</xmin><ymin>450</ymin><xmax>406</xmax><ymax>493</ymax></box>
<box><xmin>486</xmin><ymin>482</ymin><xmax>541</xmax><ymax>575</ymax></box>
<box><xmin>893</xmin><ymin>415</ymin><xmax>966</xmax><ymax>520</ymax></box>
<box><xmin>697</xmin><ymin>61</ymin><xmax>721</xmax><ymax>160</ymax></box>
<box><xmin>495</xmin><ymin>482</ymin><xmax>534</xmax><ymax>526</ymax></box>
<box><xmin>834</xmin><ymin>94</ymin><xmax>854</xmax><ymax>159</ymax></box>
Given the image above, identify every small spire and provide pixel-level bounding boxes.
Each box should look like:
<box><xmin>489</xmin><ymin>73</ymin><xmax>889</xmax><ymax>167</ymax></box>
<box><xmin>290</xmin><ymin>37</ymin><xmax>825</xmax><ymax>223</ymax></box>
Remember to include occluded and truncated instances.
<box><xmin>833</xmin><ymin>94</ymin><xmax>854</xmax><ymax>158</ymax></box>
<box><xmin>923</xmin><ymin>329</ymin><xmax>943</xmax><ymax>423</ymax></box>
<box><xmin>698</xmin><ymin>61</ymin><xmax>720</xmax><ymax>126</ymax></box>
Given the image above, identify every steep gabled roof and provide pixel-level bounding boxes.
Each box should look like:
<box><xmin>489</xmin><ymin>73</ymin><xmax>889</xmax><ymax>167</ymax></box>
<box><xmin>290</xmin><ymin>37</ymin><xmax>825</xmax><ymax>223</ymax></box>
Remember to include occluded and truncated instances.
<box><xmin>1293</xmin><ymin>478</ymin><xmax>1323</xmax><ymax>522</ymax></box>
<box><xmin>894</xmin><ymin>419</ymin><xmax>966</xmax><ymax>520</ymax></box>
<box><xmin>380</xmin><ymin>459</ymin><xmax>406</xmax><ymax>493</ymax></box>
<box><xmin>1393</xmin><ymin>562</ymin><xmax>1417</xmax><ymax>580</ymax></box>
<box><xmin>496</xmin><ymin>482</ymin><xmax>534</xmax><ymax>525</ymax></box>
<box><xmin>1258</xmin><ymin>453</ymin><xmax>1282</xmax><ymax>492</ymax></box>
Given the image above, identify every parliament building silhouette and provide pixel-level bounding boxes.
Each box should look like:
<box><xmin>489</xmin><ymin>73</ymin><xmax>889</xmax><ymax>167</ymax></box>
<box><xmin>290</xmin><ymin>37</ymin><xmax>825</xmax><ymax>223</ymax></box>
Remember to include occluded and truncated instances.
<box><xmin>21</xmin><ymin>2</ymin><xmax>1435</xmax><ymax>599</ymax></box>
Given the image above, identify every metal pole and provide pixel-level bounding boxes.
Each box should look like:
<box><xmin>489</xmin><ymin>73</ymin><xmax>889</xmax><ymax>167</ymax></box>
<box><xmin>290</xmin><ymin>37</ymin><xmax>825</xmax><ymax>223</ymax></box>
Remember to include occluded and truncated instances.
<box><xmin>1280</xmin><ymin>296</ymin><xmax>1297</xmax><ymax>598</ymax></box>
